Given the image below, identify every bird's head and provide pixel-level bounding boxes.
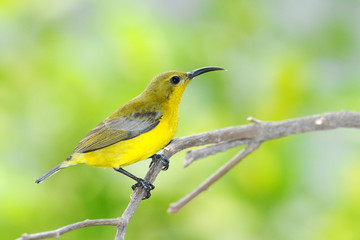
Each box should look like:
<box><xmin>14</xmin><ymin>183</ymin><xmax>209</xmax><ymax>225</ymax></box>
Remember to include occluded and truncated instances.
<box><xmin>143</xmin><ymin>67</ymin><xmax>225</xmax><ymax>103</ymax></box>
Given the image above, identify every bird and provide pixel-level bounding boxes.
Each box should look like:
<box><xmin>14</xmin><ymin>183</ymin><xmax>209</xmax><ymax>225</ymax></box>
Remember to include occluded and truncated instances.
<box><xmin>35</xmin><ymin>66</ymin><xmax>225</xmax><ymax>199</ymax></box>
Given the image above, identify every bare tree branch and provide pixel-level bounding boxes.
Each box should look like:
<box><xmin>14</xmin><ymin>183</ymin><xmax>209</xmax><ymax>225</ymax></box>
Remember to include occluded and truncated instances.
<box><xmin>18</xmin><ymin>111</ymin><xmax>360</xmax><ymax>240</ymax></box>
<box><xmin>169</xmin><ymin>111</ymin><xmax>360</xmax><ymax>211</ymax></box>
<box><xmin>18</xmin><ymin>218</ymin><xmax>123</xmax><ymax>240</ymax></box>
<box><xmin>168</xmin><ymin>142</ymin><xmax>261</xmax><ymax>213</ymax></box>
<box><xmin>182</xmin><ymin>111</ymin><xmax>360</xmax><ymax>167</ymax></box>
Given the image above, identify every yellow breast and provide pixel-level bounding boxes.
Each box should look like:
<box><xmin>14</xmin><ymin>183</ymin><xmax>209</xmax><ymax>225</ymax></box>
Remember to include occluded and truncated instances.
<box><xmin>68</xmin><ymin>106</ymin><xmax>179</xmax><ymax>169</ymax></box>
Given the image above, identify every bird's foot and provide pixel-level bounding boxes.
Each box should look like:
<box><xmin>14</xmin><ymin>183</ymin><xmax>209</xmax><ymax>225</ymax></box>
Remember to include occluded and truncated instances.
<box><xmin>131</xmin><ymin>179</ymin><xmax>155</xmax><ymax>200</ymax></box>
<box><xmin>149</xmin><ymin>154</ymin><xmax>169</xmax><ymax>170</ymax></box>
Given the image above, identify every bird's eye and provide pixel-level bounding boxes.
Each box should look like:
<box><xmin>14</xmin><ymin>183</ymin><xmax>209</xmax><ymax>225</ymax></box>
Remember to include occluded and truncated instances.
<box><xmin>170</xmin><ymin>76</ymin><xmax>181</xmax><ymax>85</ymax></box>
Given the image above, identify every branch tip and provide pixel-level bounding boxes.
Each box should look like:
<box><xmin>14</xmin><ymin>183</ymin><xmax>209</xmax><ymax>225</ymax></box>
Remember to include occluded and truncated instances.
<box><xmin>247</xmin><ymin>116</ymin><xmax>262</xmax><ymax>124</ymax></box>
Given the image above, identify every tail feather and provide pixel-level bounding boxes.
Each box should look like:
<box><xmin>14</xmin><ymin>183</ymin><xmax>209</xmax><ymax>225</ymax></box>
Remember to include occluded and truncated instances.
<box><xmin>35</xmin><ymin>163</ymin><xmax>63</xmax><ymax>184</ymax></box>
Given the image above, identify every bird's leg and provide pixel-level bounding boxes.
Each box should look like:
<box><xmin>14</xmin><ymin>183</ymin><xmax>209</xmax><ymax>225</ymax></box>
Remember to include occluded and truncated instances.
<box><xmin>113</xmin><ymin>167</ymin><xmax>155</xmax><ymax>200</ymax></box>
<box><xmin>149</xmin><ymin>154</ymin><xmax>169</xmax><ymax>170</ymax></box>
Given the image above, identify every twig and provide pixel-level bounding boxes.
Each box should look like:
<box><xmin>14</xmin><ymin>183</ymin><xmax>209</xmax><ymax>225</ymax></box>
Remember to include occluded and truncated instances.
<box><xmin>18</xmin><ymin>111</ymin><xmax>360</xmax><ymax>239</ymax></box>
<box><xmin>183</xmin><ymin>139</ymin><xmax>250</xmax><ymax>167</ymax></box>
<box><xmin>247</xmin><ymin>116</ymin><xmax>262</xmax><ymax>124</ymax></box>
<box><xmin>168</xmin><ymin>142</ymin><xmax>260</xmax><ymax>213</ymax></box>
<box><xmin>18</xmin><ymin>218</ymin><xmax>124</xmax><ymax>240</ymax></box>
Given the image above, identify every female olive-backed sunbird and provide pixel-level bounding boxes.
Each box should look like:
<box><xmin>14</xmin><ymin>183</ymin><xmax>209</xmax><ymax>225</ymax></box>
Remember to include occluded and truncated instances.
<box><xmin>36</xmin><ymin>67</ymin><xmax>224</xmax><ymax>199</ymax></box>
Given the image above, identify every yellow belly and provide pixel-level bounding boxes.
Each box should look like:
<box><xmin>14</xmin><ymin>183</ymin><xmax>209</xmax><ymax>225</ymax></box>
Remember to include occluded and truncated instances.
<box><xmin>67</xmin><ymin>113</ymin><xmax>177</xmax><ymax>168</ymax></box>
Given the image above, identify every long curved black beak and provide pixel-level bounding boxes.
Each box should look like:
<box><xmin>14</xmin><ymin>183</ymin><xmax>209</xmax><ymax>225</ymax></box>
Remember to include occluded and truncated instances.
<box><xmin>187</xmin><ymin>66</ymin><xmax>225</xmax><ymax>80</ymax></box>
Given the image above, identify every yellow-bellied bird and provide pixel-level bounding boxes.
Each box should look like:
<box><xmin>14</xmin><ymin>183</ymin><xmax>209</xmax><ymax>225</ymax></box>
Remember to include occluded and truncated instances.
<box><xmin>36</xmin><ymin>67</ymin><xmax>224</xmax><ymax>199</ymax></box>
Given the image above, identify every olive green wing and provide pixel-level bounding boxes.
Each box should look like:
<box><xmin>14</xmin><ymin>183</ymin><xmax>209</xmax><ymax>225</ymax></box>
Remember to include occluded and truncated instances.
<box><xmin>74</xmin><ymin>111</ymin><xmax>163</xmax><ymax>153</ymax></box>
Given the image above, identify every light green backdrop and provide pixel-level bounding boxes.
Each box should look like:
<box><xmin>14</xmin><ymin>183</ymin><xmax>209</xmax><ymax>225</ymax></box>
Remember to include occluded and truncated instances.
<box><xmin>1</xmin><ymin>0</ymin><xmax>360</xmax><ymax>239</ymax></box>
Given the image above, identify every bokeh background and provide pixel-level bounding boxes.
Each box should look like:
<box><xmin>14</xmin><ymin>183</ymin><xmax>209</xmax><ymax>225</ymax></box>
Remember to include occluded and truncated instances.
<box><xmin>1</xmin><ymin>0</ymin><xmax>360</xmax><ymax>239</ymax></box>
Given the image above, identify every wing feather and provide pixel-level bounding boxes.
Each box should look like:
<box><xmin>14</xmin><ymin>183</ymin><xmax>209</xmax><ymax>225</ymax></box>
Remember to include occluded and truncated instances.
<box><xmin>74</xmin><ymin>110</ymin><xmax>162</xmax><ymax>153</ymax></box>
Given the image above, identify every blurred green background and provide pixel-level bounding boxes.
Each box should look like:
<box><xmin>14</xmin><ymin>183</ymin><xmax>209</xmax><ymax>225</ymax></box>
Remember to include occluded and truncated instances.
<box><xmin>1</xmin><ymin>0</ymin><xmax>360</xmax><ymax>239</ymax></box>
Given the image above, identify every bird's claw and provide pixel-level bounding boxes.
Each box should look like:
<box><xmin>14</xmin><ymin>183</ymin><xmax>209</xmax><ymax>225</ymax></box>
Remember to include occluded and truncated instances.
<box><xmin>149</xmin><ymin>154</ymin><xmax>169</xmax><ymax>171</ymax></box>
<box><xmin>131</xmin><ymin>179</ymin><xmax>155</xmax><ymax>200</ymax></box>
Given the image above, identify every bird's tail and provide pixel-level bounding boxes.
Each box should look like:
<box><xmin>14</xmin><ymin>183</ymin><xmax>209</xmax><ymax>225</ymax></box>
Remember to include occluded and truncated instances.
<box><xmin>35</xmin><ymin>163</ymin><xmax>63</xmax><ymax>184</ymax></box>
